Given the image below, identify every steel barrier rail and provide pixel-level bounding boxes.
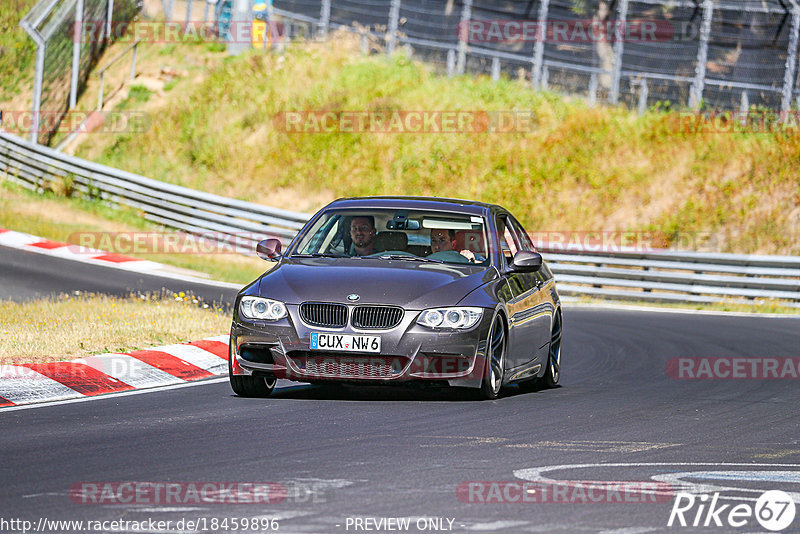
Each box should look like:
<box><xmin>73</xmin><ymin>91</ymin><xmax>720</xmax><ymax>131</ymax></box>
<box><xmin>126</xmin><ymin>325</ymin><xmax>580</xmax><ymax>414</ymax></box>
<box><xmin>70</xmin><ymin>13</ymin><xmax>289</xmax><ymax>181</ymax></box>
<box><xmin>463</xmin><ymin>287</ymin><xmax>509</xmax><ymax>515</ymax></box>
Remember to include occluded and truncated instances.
<box><xmin>1</xmin><ymin>130</ymin><xmax>799</xmax><ymax>308</ymax></box>
<box><xmin>0</xmin><ymin>132</ymin><xmax>309</xmax><ymax>250</ymax></box>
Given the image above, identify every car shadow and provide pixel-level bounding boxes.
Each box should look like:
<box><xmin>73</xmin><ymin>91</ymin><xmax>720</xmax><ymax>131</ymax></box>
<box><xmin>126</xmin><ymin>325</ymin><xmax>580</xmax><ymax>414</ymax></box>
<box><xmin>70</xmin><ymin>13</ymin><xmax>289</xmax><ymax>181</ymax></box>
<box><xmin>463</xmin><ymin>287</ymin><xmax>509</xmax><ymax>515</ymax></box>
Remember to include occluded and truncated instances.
<box><xmin>233</xmin><ymin>382</ymin><xmax>561</xmax><ymax>402</ymax></box>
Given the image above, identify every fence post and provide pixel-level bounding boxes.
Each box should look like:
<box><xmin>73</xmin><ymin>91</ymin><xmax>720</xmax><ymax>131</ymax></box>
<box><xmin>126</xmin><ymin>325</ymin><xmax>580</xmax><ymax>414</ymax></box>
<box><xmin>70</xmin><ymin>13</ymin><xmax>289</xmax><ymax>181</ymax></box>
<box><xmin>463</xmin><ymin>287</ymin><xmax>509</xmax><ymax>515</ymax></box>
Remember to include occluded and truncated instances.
<box><xmin>386</xmin><ymin>0</ymin><xmax>401</xmax><ymax>55</ymax></box>
<box><xmin>185</xmin><ymin>0</ymin><xmax>193</xmax><ymax>30</ymax></box>
<box><xmin>70</xmin><ymin>0</ymin><xmax>85</xmax><ymax>110</ymax></box>
<box><xmin>227</xmin><ymin>0</ymin><xmax>251</xmax><ymax>54</ymax></box>
<box><xmin>130</xmin><ymin>41</ymin><xmax>138</xmax><ymax>80</ymax></box>
<box><xmin>691</xmin><ymin>0</ymin><xmax>713</xmax><ymax>110</ymax></box>
<box><xmin>97</xmin><ymin>72</ymin><xmax>105</xmax><ymax>111</ymax></box>
<box><xmin>107</xmin><ymin>0</ymin><xmax>114</xmax><ymax>37</ymax></box>
<box><xmin>319</xmin><ymin>0</ymin><xmax>331</xmax><ymax>39</ymax></box>
<box><xmin>608</xmin><ymin>0</ymin><xmax>629</xmax><ymax>104</ymax></box>
<box><xmin>456</xmin><ymin>0</ymin><xmax>472</xmax><ymax>74</ymax></box>
<box><xmin>588</xmin><ymin>72</ymin><xmax>598</xmax><ymax>107</ymax></box>
<box><xmin>531</xmin><ymin>0</ymin><xmax>550</xmax><ymax>88</ymax></box>
<box><xmin>781</xmin><ymin>6</ymin><xmax>800</xmax><ymax>112</ymax></box>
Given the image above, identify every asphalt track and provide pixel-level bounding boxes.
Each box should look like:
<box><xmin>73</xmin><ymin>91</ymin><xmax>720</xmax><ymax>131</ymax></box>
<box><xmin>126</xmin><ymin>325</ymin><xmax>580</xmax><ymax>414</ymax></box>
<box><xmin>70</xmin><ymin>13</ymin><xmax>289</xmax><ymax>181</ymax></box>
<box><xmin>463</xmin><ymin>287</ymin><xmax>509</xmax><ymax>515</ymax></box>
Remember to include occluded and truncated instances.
<box><xmin>0</xmin><ymin>244</ymin><xmax>238</xmax><ymax>305</ymax></box>
<box><xmin>2</xmin><ymin>245</ymin><xmax>800</xmax><ymax>533</ymax></box>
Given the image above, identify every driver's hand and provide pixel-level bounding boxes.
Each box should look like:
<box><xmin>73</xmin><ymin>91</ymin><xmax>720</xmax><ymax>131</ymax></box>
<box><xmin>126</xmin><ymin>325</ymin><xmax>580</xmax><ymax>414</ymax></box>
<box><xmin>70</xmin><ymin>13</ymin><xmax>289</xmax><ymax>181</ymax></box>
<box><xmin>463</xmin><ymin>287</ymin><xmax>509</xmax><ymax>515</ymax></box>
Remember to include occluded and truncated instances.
<box><xmin>460</xmin><ymin>249</ymin><xmax>475</xmax><ymax>262</ymax></box>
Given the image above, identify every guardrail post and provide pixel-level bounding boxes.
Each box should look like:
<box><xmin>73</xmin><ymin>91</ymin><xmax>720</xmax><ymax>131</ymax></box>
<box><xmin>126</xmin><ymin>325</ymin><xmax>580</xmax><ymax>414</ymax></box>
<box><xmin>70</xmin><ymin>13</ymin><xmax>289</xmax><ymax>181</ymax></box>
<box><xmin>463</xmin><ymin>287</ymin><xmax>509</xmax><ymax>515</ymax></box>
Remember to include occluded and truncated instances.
<box><xmin>70</xmin><ymin>0</ymin><xmax>85</xmax><ymax>110</ymax></box>
<box><xmin>491</xmin><ymin>57</ymin><xmax>500</xmax><ymax>81</ymax></box>
<box><xmin>386</xmin><ymin>0</ymin><xmax>401</xmax><ymax>55</ymax></box>
<box><xmin>739</xmin><ymin>90</ymin><xmax>749</xmax><ymax>127</ymax></box>
<box><xmin>456</xmin><ymin>0</ymin><xmax>472</xmax><ymax>74</ymax></box>
<box><xmin>319</xmin><ymin>0</ymin><xmax>331</xmax><ymax>39</ymax></box>
<box><xmin>531</xmin><ymin>0</ymin><xmax>550</xmax><ymax>88</ymax></box>
<box><xmin>588</xmin><ymin>72</ymin><xmax>598</xmax><ymax>107</ymax></box>
<box><xmin>446</xmin><ymin>48</ymin><xmax>455</xmax><ymax>76</ymax></box>
<box><xmin>691</xmin><ymin>0</ymin><xmax>713</xmax><ymax>110</ymax></box>
<box><xmin>541</xmin><ymin>64</ymin><xmax>549</xmax><ymax>90</ymax></box>
<box><xmin>781</xmin><ymin>6</ymin><xmax>800</xmax><ymax>113</ymax></box>
<box><xmin>637</xmin><ymin>78</ymin><xmax>648</xmax><ymax>115</ymax></box>
<box><xmin>608</xmin><ymin>0</ymin><xmax>629</xmax><ymax>104</ymax></box>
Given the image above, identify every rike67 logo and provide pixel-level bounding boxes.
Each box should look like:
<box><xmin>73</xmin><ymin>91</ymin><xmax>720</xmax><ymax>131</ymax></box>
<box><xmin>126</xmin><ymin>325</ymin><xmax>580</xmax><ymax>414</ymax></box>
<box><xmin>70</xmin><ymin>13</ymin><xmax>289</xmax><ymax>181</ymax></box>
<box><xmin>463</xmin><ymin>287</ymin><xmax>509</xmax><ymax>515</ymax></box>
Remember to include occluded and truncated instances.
<box><xmin>668</xmin><ymin>490</ymin><xmax>796</xmax><ymax>531</ymax></box>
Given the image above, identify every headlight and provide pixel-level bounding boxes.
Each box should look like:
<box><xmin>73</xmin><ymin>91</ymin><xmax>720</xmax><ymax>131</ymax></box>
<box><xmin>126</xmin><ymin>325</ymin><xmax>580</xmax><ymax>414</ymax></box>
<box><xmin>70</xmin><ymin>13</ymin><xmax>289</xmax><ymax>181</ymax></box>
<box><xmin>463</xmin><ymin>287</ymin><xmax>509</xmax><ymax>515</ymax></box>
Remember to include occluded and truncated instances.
<box><xmin>240</xmin><ymin>297</ymin><xmax>287</xmax><ymax>321</ymax></box>
<box><xmin>417</xmin><ymin>307</ymin><xmax>482</xmax><ymax>329</ymax></box>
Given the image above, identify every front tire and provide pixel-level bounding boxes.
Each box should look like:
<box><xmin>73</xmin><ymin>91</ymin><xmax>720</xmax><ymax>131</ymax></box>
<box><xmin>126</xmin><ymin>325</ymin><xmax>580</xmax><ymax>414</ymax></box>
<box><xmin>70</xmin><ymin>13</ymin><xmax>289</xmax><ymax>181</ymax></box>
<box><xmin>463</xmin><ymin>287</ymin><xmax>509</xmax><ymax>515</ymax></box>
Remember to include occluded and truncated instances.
<box><xmin>229</xmin><ymin>353</ymin><xmax>276</xmax><ymax>398</ymax></box>
<box><xmin>542</xmin><ymin>311</ymin><xmax>562</xmax><ymax>388</ymax></box>
<box><xmin>478</xmin><ymin>314</ymin><xmax>506</xmax><ymax>400</ymax></box>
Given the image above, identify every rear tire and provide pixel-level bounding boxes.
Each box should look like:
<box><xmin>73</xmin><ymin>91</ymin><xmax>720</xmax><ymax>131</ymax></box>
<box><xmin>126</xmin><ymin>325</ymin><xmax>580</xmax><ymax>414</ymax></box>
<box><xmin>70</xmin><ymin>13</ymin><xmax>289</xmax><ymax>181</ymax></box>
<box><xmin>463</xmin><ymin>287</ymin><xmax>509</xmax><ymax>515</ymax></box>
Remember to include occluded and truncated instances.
<box><xmin>229</xmin><ymin>353</ymin><xmax>275</xmax><ymax>397</ymax></box>
<box><xmin>478</xmin><ymin>314</ymin><xmax>506</xmax><ymax>400</ymax></box>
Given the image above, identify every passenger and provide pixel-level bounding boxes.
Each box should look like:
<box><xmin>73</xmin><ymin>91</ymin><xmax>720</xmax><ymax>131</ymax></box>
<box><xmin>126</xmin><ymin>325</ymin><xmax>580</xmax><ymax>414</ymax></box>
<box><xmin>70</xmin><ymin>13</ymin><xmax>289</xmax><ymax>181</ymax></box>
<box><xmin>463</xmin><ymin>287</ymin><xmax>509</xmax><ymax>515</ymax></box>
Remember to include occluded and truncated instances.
<box><xmin>350</xmin><ymin>216</ymin><xmax>377</xmax><ymax>256</ymax></box>
<box><xmin>429</xmin><ymin>228</ymin><xmax>475</xmax><ymax>262</ymax></box>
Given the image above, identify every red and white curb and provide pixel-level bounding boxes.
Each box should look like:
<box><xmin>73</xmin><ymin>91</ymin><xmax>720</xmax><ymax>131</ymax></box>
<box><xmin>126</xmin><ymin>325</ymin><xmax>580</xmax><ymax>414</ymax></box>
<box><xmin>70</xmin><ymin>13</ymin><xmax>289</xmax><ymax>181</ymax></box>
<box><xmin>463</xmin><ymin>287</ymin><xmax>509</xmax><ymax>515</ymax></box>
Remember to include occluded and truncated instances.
<box><xmin>0</xmin><ymin>335</ymin><xmax>230</xmax><ymax>407</ymax></box>
<box><xmin>0</xmin><ymin>228</ymin><xmax>240</xmax><ymax>288</ymax></box>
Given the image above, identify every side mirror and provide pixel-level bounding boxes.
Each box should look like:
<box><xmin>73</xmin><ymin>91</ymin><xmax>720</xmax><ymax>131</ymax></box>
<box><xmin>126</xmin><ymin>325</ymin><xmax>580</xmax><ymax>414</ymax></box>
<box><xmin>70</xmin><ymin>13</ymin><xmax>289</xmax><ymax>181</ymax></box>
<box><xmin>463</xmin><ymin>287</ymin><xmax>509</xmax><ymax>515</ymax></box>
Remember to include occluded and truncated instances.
<box><xmin>510</xmin><ymin>250</ymin><xmax>542</xmax><ymax>272</ymax></box>
<box><xmin>256</xmin><ymin>239</ymin><xmax>282</xmax><ymax>261</ymax></box>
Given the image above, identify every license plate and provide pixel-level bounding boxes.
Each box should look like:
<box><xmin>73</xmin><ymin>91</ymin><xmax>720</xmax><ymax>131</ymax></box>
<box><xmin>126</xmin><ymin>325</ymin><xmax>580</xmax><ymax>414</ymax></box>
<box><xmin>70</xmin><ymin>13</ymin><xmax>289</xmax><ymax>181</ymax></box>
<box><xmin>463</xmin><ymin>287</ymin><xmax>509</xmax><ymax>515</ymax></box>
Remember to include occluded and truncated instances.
<box><xmin>310</xmin><ymin>332</ymin><xmax>381</xmax><ymax>353</ymax></box>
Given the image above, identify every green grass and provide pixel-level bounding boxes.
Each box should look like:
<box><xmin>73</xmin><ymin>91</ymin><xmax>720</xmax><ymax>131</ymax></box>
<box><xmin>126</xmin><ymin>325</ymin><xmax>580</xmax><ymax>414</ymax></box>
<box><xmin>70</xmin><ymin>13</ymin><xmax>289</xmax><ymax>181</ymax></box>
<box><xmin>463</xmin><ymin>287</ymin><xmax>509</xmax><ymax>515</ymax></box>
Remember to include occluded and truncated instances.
<box><xmin>115</xmin><ymin>84</ymin><xmax>153</xmax><ymax>110</ymax></box>
<box><xmin>0</xmin><ymin>0</ymin><xmax>38</xmax><ymax>101</ymax></box>
<box><xmin>72</xmin><ymin>35</ymin><xmax>800</xmax><ymax>256</ymax></box>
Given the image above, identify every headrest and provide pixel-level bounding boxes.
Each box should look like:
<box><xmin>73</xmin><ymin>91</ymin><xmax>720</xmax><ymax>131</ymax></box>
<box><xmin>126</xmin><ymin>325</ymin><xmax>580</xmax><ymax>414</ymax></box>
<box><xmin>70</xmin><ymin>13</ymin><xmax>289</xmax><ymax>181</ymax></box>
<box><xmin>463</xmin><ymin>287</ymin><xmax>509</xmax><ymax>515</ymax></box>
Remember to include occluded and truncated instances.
<box><xmin>375</xmin><ymin>231</ymin><xmax>408</xmax><ymax>252</ymax></box>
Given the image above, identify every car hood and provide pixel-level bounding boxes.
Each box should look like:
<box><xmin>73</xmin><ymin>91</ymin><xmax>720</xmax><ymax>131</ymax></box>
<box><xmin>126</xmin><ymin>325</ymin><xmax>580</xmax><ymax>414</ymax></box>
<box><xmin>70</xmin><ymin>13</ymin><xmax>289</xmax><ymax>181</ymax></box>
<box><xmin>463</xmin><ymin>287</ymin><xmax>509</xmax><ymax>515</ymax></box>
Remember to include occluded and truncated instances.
<box><xmin>252</xmin><ymin>257</ymin><xmax>496</xmax><ymax>309</ymax></box>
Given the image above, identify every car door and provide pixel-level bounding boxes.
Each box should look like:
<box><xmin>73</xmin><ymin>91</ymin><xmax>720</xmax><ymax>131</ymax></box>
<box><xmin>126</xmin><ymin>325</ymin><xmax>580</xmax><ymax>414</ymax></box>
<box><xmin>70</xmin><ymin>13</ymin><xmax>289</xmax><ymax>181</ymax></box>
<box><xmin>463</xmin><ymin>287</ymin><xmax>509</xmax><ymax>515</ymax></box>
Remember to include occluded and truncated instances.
<box><xmin>500</xmin><ymin>215</ymin><xmax>552</xmax><ymax>374</ymax></box>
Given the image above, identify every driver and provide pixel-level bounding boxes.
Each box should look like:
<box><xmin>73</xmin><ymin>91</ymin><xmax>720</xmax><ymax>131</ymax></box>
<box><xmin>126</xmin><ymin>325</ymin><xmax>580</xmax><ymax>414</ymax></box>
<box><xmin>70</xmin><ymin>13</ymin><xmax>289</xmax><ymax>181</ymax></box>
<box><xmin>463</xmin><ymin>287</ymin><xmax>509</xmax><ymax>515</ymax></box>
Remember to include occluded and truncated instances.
<box><xmin>429</xmin><ymin>228</ymin><xmax>475</xmax><ymax>262</ymax></box>
<box><xmin>350</xmin><ymin>216</ymin><xmax>377</xmax><ymax>256</ymax></box>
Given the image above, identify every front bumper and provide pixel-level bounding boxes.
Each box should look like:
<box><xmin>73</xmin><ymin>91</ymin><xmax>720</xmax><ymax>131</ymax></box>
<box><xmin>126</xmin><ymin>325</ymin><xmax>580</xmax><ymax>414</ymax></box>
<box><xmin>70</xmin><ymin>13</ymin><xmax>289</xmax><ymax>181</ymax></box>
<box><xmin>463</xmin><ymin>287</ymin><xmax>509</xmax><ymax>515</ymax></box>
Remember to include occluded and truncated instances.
<box><xmin>230</xmin><ymin>305</ymin><xmax>493</xmax><ymax>388</ymax></box>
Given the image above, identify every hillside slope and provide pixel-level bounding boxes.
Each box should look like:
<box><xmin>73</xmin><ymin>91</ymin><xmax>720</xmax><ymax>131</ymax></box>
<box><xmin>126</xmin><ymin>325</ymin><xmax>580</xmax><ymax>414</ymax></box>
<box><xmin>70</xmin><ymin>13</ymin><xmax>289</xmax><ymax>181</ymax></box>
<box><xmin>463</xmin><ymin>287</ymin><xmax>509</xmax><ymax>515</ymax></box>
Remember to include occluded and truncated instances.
<box><xmin>72</xmin><ymin>35</ymin><xmax>800</xmax><ymax>255</ymax></box>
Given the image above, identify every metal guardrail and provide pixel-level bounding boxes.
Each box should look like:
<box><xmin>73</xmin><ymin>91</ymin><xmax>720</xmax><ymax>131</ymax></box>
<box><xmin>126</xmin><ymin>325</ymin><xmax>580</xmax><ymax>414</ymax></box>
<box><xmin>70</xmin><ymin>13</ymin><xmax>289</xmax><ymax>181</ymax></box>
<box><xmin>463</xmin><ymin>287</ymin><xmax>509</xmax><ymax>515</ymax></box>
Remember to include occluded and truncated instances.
<box><xmin>1</xmin><ymin>130</ymin><xmax>799</xmax><ymax>308</ymax></box>
<box><xmin>0</xmin><ymin>132</ymin><xmax>308</xmax><ymax>250</ymax></box>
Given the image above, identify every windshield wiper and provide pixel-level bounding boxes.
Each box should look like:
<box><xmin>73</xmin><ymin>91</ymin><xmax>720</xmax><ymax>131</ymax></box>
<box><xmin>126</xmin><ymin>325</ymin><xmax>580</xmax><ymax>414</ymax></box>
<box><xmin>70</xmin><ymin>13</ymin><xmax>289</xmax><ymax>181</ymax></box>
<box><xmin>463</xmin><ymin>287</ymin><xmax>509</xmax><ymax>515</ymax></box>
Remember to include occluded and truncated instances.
<box><xmin>292</xmin><ymin>252</ymin><xmax>350</xmax><ymax>258</ymax></box>
<box><xmin>375</xmin><ymin>254</ymin><xmax>445</xmax><ymax>264</ymax></box>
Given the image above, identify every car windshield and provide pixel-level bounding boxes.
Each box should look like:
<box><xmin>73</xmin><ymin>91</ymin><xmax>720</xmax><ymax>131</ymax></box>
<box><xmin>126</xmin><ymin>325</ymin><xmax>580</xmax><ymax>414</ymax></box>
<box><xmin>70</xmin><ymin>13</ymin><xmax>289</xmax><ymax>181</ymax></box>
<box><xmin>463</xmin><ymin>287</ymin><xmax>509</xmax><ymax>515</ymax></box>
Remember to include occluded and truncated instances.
<box><xmin>291</xmin><ymin>209</ymin><xmax>490</xmax><ymax>266</ymax></box>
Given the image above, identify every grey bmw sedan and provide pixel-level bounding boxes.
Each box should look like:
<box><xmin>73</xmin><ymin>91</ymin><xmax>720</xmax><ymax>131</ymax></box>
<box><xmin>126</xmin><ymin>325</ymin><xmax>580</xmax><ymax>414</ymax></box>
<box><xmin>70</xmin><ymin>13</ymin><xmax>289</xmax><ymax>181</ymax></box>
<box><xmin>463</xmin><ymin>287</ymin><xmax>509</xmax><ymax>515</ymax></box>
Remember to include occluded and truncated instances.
<box><xmin>229</xmin><ymin>196</ymin><xmax>561</xmax><ymax>400</ymax></box>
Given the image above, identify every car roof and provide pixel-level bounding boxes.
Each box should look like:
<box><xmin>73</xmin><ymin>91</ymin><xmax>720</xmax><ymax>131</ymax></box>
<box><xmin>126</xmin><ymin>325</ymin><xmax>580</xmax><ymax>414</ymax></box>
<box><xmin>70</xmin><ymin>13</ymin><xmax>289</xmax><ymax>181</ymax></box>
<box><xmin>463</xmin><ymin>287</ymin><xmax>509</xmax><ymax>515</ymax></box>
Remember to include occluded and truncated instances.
<box><xmin>321</xmin><ymin>196</ymin><xmax>504</xmax><ymax>216</ymax></box>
